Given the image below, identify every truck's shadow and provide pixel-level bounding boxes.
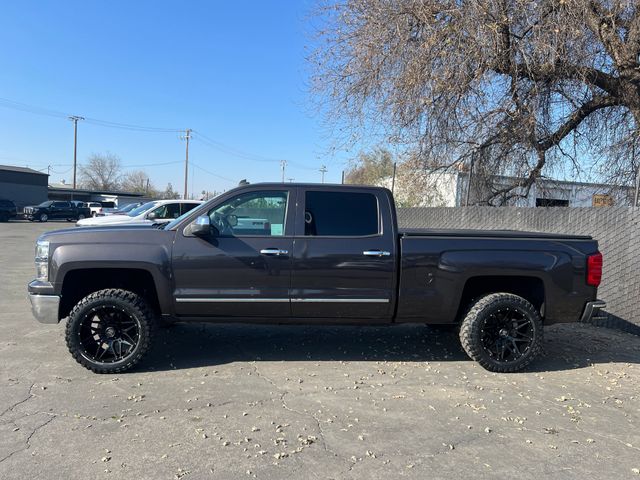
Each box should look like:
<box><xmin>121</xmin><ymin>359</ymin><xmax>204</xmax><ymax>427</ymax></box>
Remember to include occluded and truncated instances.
<box><xmin>138</xmin><ymin>322</ymin><xmax>640</xmax><ymax>373</ymax></box>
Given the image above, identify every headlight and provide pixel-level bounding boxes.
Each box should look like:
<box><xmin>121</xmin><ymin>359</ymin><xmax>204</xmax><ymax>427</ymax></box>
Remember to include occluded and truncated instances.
<box><xmin>35</xmin><ymin>240</ymin><xmax>50</xmax><ymax>281</ymax></box>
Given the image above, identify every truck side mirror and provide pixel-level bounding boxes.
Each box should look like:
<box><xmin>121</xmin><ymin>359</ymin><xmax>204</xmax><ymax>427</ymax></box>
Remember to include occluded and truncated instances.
<box><xmin>187</xmin><ymin>215</ymin><xmax>216</xmax><ymax>237</ymax></box>
<box><xmin>147</xmin><ymin>212</ymin><xmax>158</xmax><ymax>220</ymax></box>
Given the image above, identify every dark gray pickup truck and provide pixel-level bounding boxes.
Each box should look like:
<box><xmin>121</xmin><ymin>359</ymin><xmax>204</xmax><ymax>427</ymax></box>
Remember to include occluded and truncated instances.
<box><xmin>28</xmin><ymin>183</ymin><xmax>605</xmax><ymax>374</ymax></box>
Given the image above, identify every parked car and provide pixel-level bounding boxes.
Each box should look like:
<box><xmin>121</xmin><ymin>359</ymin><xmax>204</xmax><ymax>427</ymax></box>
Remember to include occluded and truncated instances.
<box><xmin>28</xmin><ymin>183</ymin><xmax>605</xmax><ymax>374</ymax></box>
<box><xmin>75</xmin><ymin>200</ymin><xmax>202</xmax><ymax>227</ymax></box>
<box><xmin>23</xmin><ymin>201</ymin><xmax>91</xmax><ymax>222</ymax></box>
<box><xmin>0</xmin><ymin>199</ymin><xmax>18</xmax><ymax>222</ymax></box>
<box><xmin>101</xmin><ymin>202</ymin><xmax>144</xmax><ymax>216</ymax></box>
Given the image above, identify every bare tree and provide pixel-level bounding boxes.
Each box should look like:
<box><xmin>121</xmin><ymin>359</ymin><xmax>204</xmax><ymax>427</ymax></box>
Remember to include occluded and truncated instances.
<box><xmin>121</xmin><ymin>170</ymin><xmax>158</xmax><ymax>196</ymax></box>
<box><xmin>160</xmin><ymin>183</ymin><xmax>180</xmax><ymax>200</ymax></box>
<box><xmin>312</xmin><ymin>0</ymin><xmax>640</xmax><ymax>204</ymax></box>
<box><xmin>79</xmin><ymin>153</ymin><xmax>122</xmax><ymax>191</ymax></box>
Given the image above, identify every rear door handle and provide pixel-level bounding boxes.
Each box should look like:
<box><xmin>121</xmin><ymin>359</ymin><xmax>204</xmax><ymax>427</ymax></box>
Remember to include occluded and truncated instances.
<box><xmin>260</xmin><ymin>248</ymin><xmax>289</xmax><ymax>256</ymax></box>
<box><xmin>363</xmin><ymin>250</ymin><xmax>391</xmax><ymax>257</ymax></box>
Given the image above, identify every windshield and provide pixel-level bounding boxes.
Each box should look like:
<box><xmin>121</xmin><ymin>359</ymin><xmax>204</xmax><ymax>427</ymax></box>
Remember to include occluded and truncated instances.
<box><xmin>128</xmin><ymin>201</ymin><xmax>158</xmax><ymax>217</ymax></box>
<box><xmin>37</xmin><ymin>201</ymin><xmax>54</xmax><ymax>207</ymax></box>
<box><xmin>119</xmin><ymin>203</ymin><xmax>139</xmax><ymax>213</ymax></box>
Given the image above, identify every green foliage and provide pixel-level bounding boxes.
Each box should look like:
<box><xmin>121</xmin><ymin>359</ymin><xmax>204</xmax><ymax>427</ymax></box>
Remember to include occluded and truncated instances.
<box><xmin>344</xmin><ymin>148</ymin><xmax>395</xmax><ymax>185</ymax></box>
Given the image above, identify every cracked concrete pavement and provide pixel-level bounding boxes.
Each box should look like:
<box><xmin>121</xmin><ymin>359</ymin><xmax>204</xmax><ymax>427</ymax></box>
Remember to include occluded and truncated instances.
<box><xmin>1</xmin><ymin>221</ymin><xmax>639</xmax><ymax>479</ymax></box>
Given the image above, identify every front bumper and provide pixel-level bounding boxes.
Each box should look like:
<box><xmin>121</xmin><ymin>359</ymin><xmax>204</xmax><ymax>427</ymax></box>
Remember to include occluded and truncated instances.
<box><xmin>28</xmin><ymin>294</ymin><xmax>60</xmax><ymax>324</ymax></box>
<box><xmin>580</xmin><ymin>300</ymin><xmax>607</xmax><ymax>323</ymax></box>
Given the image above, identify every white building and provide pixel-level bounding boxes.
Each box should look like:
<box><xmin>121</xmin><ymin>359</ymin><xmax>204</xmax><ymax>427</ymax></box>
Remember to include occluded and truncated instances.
<box><xmin>383</xmin><ymin>171</ymin><xmax>635</xmax><ymax>207</ymax></box>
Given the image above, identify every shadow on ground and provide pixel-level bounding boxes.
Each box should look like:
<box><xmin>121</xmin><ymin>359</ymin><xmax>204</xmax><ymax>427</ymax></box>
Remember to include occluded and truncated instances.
<box><xmin>137</xmin><ymin>322</ymin><xmax>640</xmax><ymax>374</ymax></box>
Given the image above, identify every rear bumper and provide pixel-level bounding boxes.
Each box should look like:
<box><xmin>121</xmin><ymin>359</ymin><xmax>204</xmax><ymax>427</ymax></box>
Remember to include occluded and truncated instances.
<box><xmin>28</xmin><ymin>294</ymin><xmax>60</xmax><ymax>324</ymax></box>
<box><xmin>580</xmin><ymin>300</ymin><xmax>607</xmax><ymax>323</ymax></box>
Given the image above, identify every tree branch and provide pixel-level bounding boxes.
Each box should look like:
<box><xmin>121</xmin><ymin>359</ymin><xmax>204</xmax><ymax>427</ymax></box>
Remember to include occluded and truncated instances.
<box><xmin>538</xmin><ymin>95</ymin><xmax>622</xmax><ymax>150</ymax></box>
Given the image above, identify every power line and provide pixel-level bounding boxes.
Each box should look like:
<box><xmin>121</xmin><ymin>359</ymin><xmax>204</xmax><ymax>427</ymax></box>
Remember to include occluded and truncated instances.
<box><xmin>0</xmin><ymin>97</ymin><xmax>182</xmax><ymax>133</ymax></box>
<box><xmin>122</xmin><ymin>160</ymin><xmax>183</xmax><ymax>168</ymax></box>
<box><xmin>192</xmin><ymin>131</ymin><xmax>316</xmax><ymax>171</ymax></box>
<box><xmin>190</xmin><ymin>162</ymin><xmax>237</xmax><ymax>184</ymax></box>
<box><xmin>0</xmin><ymin>96</ymin><xmax>321</xmax><ymax>181</ymax></box>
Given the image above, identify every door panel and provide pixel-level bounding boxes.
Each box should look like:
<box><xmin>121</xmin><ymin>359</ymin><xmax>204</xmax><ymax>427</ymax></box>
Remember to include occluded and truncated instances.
<box><xmin>290</xmin><ymin>188</ymin><xmax>397</xmax><ymax>320</ymax></box>
<box><xmin>172</xmin><ymin>235</ymin><xmax>293</xmax><ymax>317</ymax></box>
<box><xmin>172</xmin><ymin>188</ymin><xmax>295</xmax><ymax>318</ymax></box>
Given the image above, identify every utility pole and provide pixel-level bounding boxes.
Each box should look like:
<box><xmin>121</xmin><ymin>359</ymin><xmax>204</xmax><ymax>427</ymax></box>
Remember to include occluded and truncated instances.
<box><xmin>465</xmin><ymin>155</ymin><xmax>475</xmax><ymax>207</ymax></box>
<box><xmin>391</xmin><ymin>162</ymin><xmax>397</xmax><ymax>194</ymax></box>
<box><xmin>319</xmin><ymin>165</ymin><xmax>328</xmax><ymax>184</ymax></box>
<box><xmin>181</xmin><ymin>129</ymin><xmax>192</xmax><ymax>199</ymax></box>
<box><xmin>68</xmin><ymin>115</ymin><xmax>84</xmax><ymax>190</ymax></box>
<box><xmin>280</xmin><ymin>160</ymin><xmax>287</xmax><ymax>183</ymax></box>
<box><xmin>341</xmin><ymin>170</ymin><xmax>345</xmax><ymax>184</ymax></box>
<box><xmin>287</xmin><ymin>177</ymin><xmax>295</xmax><ymax>183</ymax></box>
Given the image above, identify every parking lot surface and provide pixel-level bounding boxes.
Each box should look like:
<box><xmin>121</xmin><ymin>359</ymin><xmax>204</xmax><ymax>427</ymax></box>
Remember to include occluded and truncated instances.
<box><xmin>1</xmin><ymin>221</ymin><xmax>639</xmax><ymax>479</ymax></box>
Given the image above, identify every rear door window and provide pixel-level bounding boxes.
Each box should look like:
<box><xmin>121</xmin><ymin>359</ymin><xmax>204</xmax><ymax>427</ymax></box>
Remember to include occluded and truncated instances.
<box><xmin>304</xmin><ymin>191</ymin><xmax>379</xmax><ymax>236</ymax></box>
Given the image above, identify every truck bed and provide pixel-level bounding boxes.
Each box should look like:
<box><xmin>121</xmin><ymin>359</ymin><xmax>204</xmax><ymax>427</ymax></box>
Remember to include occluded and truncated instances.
<box><xmin>399</xmin><ymin>227</ymin><xmax>592</xmax><ymax>241</ymax></box>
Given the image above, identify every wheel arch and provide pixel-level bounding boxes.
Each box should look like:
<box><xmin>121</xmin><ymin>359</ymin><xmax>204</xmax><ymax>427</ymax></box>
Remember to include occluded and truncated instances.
<box><xmin>59</xmin><ymin>267</ymin><xmax>164</xmax><ymax>320</ymax></box>
<box><xmin>456</xmin><ymin>275</ymin><xmax>545</xmax><ymax>322</ymax></box>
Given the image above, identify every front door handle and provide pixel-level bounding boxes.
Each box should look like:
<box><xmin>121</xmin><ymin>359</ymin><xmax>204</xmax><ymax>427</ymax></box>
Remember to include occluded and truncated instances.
<box><xmin>363</xmin><ymin>250</ymin><xmax>391</xmax><ymax>257</ymax></box>
<box><xmin>260</xmin><ymin>248</ymin><xmax>289</xmax><ymax>256</ymax></box>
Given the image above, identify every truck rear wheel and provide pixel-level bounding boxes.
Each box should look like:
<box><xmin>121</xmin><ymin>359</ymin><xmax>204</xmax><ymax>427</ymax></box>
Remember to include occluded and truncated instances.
<box><xmin>65</xmin><ymin>289</ymin><xmax>155</xmax><ymax>374</ymax></box>
<box><xmin>459</xmin><ymin>293</ymin><xmax>543</xmax><ymax>372</ymax></box>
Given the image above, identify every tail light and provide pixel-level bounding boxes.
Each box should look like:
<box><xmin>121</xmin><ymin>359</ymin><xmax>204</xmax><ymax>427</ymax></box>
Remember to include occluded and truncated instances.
<box><xmin>587</xmin><ymin>252</ymin><xmax>603</xmax><ymax>287</ymax></box>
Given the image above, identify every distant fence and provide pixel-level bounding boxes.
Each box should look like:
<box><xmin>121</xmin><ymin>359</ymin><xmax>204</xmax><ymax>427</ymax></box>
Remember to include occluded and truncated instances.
<box><xmin>397</xmin><ymin>207</ymin><xmax>640</xmax><ymax>334</ymax></box>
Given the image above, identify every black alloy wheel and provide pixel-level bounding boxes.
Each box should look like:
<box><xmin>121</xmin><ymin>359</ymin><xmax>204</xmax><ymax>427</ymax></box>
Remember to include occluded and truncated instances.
<box><xmin>66</xmin><ymin>289</ymin><xmax>155</xmax><ymax>373</ymax></box>
<box><xmin>459</xmin><ymin>293</ymin><xmax>543</xmax><ymax>372</ymax></box>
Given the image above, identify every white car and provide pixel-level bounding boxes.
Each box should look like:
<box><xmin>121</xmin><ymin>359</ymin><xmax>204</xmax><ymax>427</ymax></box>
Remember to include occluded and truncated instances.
<box><xmin>76</xmin><ymin>200</ymin><xmax>202</xmax><ymax>227</ymax></box>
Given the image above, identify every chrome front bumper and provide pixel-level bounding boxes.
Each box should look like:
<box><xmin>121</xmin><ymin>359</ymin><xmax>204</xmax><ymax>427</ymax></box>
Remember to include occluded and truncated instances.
<box><xmin>28</xmin><ymin>294</ymin><xmax>60</xmax><ymax>324</ymax></box>
<box><xmin>580</xmin><ymin>300</ymin><xmax>607</xmax><ymax>323</ymax></box>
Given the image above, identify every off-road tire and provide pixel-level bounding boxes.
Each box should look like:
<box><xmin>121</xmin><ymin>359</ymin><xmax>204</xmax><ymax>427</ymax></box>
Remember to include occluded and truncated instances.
<box><xmin>65</xmin><ymin>289</ymin><xmax>155</xmax><ymax>373</ymax></box>
<box><xmin>459</xmin><ymin>293</ymin><xmax>543</xmax><ymax>373</ymax></box>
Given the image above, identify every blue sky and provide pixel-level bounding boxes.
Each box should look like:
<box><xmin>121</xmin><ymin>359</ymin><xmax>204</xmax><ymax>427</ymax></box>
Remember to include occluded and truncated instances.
<box><xmin>0</xmin><ymin>0</ymin><xmax>348</xmax><ymax>195</ymax></box>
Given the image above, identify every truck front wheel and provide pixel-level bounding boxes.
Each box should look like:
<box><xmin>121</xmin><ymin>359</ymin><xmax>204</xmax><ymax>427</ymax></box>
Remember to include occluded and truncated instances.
<box><xmin>65</xmin><ymin>289</ymin><xmax>155</xmax><ymax>373</ymax></box>
<box><xmin>459</xmin><ymin>293</ymin><xmax>543</xmax><ymax>373</ymax></box>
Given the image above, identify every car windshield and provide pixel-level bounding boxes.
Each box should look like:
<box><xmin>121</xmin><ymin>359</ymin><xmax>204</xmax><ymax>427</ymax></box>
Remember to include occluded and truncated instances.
<box><xmin>127</xmin><ymin>201</ymin><xmax>158</xmax><ymax>217</ymax></box>
<box><xmin>118</xmin><ymin>203</ymin><xmax>139</xmax><ymax>213</ymax></box>
<box><xmin>37</xmin><ymin>201</ymin><xmax>54</xmax><ymax>207</ymax></box>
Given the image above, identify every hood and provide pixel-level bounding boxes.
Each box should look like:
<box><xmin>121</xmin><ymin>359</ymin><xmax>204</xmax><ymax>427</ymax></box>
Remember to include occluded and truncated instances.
<box><xmin>76</xmin><ymin>215</ymin><xmax>147</xmax><ymax>226</ymax></box>
<box><xmin>40</xmin><ymin>223</ymin><xmax>169</xmax><ymax>241</ymax></box>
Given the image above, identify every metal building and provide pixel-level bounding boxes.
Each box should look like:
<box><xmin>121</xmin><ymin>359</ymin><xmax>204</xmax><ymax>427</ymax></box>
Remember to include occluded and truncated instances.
<box><xmin>0</xmin><ymin>165</ymin><xmax>49</xmax><ymax>208</ymax></box>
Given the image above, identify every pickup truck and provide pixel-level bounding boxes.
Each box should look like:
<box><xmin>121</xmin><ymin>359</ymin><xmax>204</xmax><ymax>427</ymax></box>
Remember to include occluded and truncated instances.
<box><xmin>24</xmin><ymin>200</ymin><xmax>91</xmax><ymax>222</ymax></box>
<box><xmin>27</xmin><ymin>183</ymin><xmax>605</xmax><ymax>374</ymax></box>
